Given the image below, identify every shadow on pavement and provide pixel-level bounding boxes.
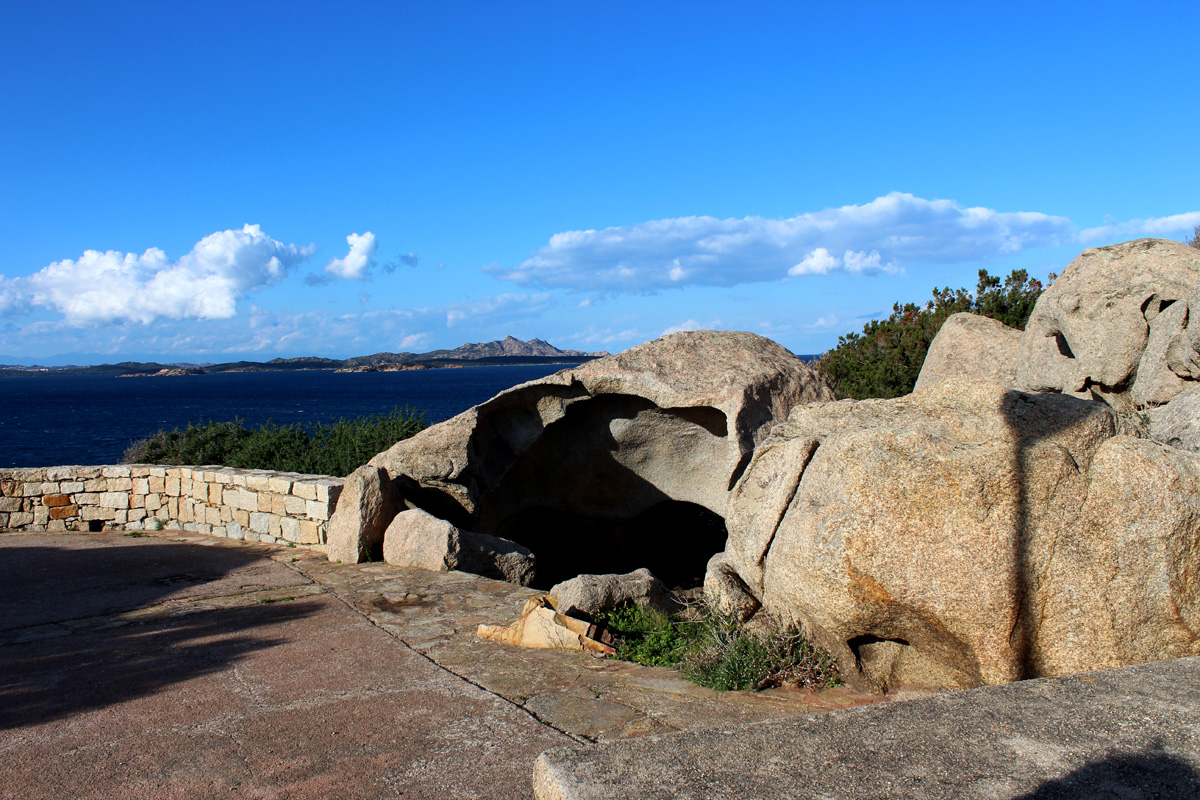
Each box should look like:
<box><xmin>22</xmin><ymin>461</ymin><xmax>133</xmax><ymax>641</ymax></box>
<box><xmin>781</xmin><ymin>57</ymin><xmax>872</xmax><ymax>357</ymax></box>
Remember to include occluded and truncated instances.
<box><xmin>0</xmin><ymin>537</ymin><xmax>318</xmax><ymax>730</ymax></box>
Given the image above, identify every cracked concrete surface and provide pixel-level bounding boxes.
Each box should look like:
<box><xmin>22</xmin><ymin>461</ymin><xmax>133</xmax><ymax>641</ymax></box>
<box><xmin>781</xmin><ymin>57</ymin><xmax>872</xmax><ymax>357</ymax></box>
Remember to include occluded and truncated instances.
<box><xmin>0</xmin><ymin>530</ymin><xmax>890</xmax><ymax>799</ymax></box>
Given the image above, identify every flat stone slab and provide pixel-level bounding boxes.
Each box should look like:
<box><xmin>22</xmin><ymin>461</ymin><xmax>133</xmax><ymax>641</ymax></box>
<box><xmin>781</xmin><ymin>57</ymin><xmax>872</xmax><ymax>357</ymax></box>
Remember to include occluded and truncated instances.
<box><xmin>533</xmin><ymin>655</ymin><xmax>1200</xmax><ymax>799</ymax></box>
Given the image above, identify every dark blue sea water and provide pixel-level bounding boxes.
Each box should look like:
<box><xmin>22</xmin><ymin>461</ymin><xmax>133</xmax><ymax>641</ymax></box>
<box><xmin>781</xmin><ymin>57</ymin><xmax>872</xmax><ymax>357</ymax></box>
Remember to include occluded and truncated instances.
<box><xmin>0</xmin><ymin>365</ymin><xmax>571</xmax><ymax>468</ymax></box>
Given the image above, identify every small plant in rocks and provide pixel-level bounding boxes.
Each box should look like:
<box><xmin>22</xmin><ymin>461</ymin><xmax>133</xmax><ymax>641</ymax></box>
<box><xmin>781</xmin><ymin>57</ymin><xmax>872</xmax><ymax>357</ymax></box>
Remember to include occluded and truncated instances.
<box><xmin>593</xmin><ymin>603</ymin><xmax>840</xmax><ymax>692</ymax></box>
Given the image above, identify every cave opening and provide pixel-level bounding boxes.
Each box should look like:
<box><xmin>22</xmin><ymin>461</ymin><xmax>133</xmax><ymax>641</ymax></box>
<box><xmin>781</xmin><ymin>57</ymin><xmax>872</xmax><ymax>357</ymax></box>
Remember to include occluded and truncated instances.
<box><xmin>494</xmin><ymin>500</ymin><xmax>728</xmax><ymax>590</ymax></box>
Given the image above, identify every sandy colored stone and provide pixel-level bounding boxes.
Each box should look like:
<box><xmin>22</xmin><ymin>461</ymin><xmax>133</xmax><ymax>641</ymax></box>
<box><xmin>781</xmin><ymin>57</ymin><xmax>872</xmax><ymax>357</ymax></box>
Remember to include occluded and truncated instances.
<box><xmin>326</xmin><ymin>465</ymin><xmax>395</xmax><ymax>563</ymax></box>
<box><xmin>1132</xmin><ymin>299</ymin><xmax>1192</xmax><ymax>405</ymax></box>
<box><xmin>547</xmin><ymin>568</ymin><xmax>679</xmax><ymax>617</ymax></box>
<box><xmin>1017</xmin><ymin>238</ymin><xmax>1200</xmax><ymax>402</ymax></box>
<box><xmin>914</xmin><ymin>312</ymin><xmax>1022</xmax><ymax>392</ymax></box>
<box><xmin>1151</xmin><ymin>382</ymin><xmax>1200</xmax><ymax>452</ymax></box>
<box><xmin>721</xmin><ymin>377</ymin><xmax>1118</xmax><ymax>693</ymax></box>
<box><xmin>42</xmin><ymin>494</ymin><xmax>72</xmax><ymax>508</ymax></box>
<box><xmin>47</xmin><ymin>505</ymin><xmax>77</xmax><ymax>520</ymax></box>
<box><xmin>382</xmin><ymin>507</ymin><xmax>535</xmax><ymax>585</ymax></box>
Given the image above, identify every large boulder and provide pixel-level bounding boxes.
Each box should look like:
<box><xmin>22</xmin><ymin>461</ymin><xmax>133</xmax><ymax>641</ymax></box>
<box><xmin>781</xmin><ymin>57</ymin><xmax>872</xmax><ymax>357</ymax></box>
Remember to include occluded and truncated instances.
<box><xmin>914</xmin><ymin>312</ymin><xmax>1022</xmax><ymax>392</ymax></box>
<box><xmin>1016</xmin><ymin>238</ymin><xmax>1200</xmax><ymax>406</ymax></box>
<box><xmin>331</xmin><ymin>330</ymin><xmax>835</xmax><ymax>587</ymax></box>
<box><xmin>381</xmin><ymin>507</ymin><xmax>535</xmax><ymax>585</ymax></box>
<box><xmin>719</xmin><ymin>377</ymin><xmax>1123</xmax><ymax>693</ymax></box>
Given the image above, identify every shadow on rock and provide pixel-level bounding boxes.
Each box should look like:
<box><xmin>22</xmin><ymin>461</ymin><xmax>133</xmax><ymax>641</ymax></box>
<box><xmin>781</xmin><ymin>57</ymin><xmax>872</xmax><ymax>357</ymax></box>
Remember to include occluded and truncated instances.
<box><xmin>1015</xmin><ymin>746</ymin><xmax>1200</xmax><ymax>799</ymax></box>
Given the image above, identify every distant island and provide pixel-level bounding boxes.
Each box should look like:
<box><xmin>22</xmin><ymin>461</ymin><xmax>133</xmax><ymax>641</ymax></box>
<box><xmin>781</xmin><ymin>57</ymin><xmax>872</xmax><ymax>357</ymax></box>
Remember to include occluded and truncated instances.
<box><xmin>0</xmin><ymin>336</ymin><xmax>610</xmax><ymax>378</ymax></box>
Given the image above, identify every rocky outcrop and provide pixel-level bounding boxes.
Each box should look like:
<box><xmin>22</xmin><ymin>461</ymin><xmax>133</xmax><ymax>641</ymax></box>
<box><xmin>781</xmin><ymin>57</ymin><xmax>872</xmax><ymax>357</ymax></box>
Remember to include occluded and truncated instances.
<box><xmin>914</xmin><ymin>312</ymin><xmax>1022</xmax><ymax>392</ymax></box>
<box><xmin>330</xmin><ymin>330</ymin><xmax>834</xmax><ymax>586</ymax></box>
<box><xmin>547</xmin><ymin>568</ymin><xmax>680</xmax><ymax>617</ymax></box>
<box><xmin>1015</xmin><ymin>238</ymin><xmax>1200</xmax><ymax>407</ymax></box>
<box><xmin>381</xmin><ymin>507</ymin><xmax>535</xmax><ymax>585</ymax></box>
<box><xmin>721</xmin><ymin>377</ymin><xmax>1132</xmax><ymax>693</ymax></box>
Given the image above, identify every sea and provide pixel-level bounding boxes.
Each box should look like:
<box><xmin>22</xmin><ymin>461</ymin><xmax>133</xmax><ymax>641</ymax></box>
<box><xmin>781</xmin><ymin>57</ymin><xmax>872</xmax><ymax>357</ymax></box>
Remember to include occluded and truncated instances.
<box><xmin>0</xmin><ymin>364</ymin><xmax>571</xmax><ymax>469</ymax></box>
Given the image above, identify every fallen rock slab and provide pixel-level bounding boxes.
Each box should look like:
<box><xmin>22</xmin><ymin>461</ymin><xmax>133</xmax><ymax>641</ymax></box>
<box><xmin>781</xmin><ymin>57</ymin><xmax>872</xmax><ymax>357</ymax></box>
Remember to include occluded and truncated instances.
<box><xmin>477</xmin><ymin>597</ymin><xmax>615</xmax><ymax>655</ymax></box>
<box><xmin>547</xmin><ymin>568</ymin><xmax>680</xmax><ymax>617</ymax></box>
<box><xmin>382</xmin><ymin>506</ymin><xmax>536</xmax><ymax>585</ymax></box>
<box><xmin>533</xmin><ymin>655</ymin><xmax>1200</xmax><ymax>800</ymax></box>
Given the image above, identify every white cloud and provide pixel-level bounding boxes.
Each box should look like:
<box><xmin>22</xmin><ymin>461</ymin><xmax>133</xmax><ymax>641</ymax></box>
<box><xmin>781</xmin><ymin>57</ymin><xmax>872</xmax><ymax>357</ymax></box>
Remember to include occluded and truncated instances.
<box><xmin>325</xmin><ymin>231</ymin><xmax>378</xmax><ymax>280</ymax></box>
<box><xmin>12</xmin><ymin>224</ymin><xmax>313</xmax><ymax>325</ymax></box>
<box><xmin>398</xmin><ymin>332</ymin><xmax>433</xmax><ymax>350</ymax></box>
<box><xmin>1078</xmin><ymin>211</ymin><xmax>1200</xmax><ymax>244</ymax></box>
<box><xmin>661</xmin><ymin>319</ymin><xmax>703</xmax><ymax>336</ymax></box>
<box><xmin>488</xmin><ymin>192</ymin><xmax>1072</xmax><ymax>292</ymax></box>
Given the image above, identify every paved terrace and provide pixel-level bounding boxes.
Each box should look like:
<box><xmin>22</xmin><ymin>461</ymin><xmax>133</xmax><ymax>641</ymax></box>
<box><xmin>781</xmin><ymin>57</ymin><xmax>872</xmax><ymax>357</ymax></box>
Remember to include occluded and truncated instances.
<box><xmin>3</xmin><ymin>529</ymin><xmax>1197</xmax><ymax>799</ymax></box>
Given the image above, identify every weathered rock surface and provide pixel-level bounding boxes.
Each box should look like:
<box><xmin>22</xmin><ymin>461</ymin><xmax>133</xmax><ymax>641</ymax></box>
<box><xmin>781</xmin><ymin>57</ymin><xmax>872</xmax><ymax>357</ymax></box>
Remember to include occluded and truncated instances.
<box><xmin>1151</xmin><ymin>382</ymin><xmax>1200</xmax><ymax>452</ymax></box>
<box><xmin>1016</xmin><ymin>238</ymin><xmax>1200</xmax><ymax>405</ymax></box>
<box><xmin>703</xmin><ymin>553</ymin><xmax>762</xmax><ymax>622</ymax></box>
<box><xmin>326</xmin><ymin>465</ymin><xmax>394</xmax><ymax>564</ymax></box>
<box><xmin>547</xmin><ymin>568</ymin><xmax>680</xmax><ymax>617</ymax></box>
<box><xmin>722</xmin><ymin>377</ymin><xmax>1124</xmax><ymax>693</ymax></box>
<box><xmin>914</xmin><ymin>312</ymin><xmax>1022</xmax><ymax>391</ymax></box>
<box><xmin>333</xmin><ymin>330</ymin><xmax>834</xmax><ymax>586</ymax></box>
<box><xmin>382</xmin><ymin>507</ymin><xmax>535</xmax><ymax>585</ymax></box>
<box><xmin>1035</xmin><ymin>435</ymin><xmax>1200</xmax><ymax>676</ymax></box>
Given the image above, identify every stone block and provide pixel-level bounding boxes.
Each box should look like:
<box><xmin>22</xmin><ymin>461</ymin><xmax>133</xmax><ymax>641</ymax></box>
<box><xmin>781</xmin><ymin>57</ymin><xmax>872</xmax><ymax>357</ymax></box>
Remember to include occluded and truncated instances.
<box><xmin>23</xmin><ymin>484</ymin><xmax>42</xmax><ymax>497</ymax></box>
<box><xmin>270</xmin><ymin>494</ymin><xmax>288</xmax><ymax>516</ymax></box>
<box><xmin>45</xmin><ymin>466</ymin><xmax>77</xmax><ymax>481</ymax></box>
<box><xmin>249</xmin><ymin>512</ymin><xmax>270</xmax><ymax>534</ymax></box>
<box><xmin>47</xmin><ymin>519</ymin><xmax>68</xmax><ymax>531</ymax></box>
<box><xmin>39</xmin><ymin>482</ymin><xmax>60</xmax><ymax>495</ymax></box>
<box><xmin>231</xmin><ymin>489</ymin><xmax>258</xmax><ymax>512</ymax></box>
<box><xmin>130</xmin><ymin>466</ymin><xmax>151</xmax><ymax>478</ymax></box>
<box><xmin>0</xmin><ymin>497</ymin><xmax>23</xmax><ymax>512</ymax></box>
<box><xmin>168</xmin><ymin>497</ymin><xmax>180</xmax><ymax>519</ymax></box>
<box><xmin>0</xmin><ymin>512</ymin><xmax>7</xmax><ymax>527</ymax></box>
<box><xmin>305</xmin><ymin>499</ymin><xmax>333</xmax><ymax>521</ymax></box>
<box><xmin>132</xmin><ymin>478</ymin><xmax>150</xmax><ymax>495</ymax></box>
<box><xmin>235</xmin><ymin>509</ymin><xmax>250</xmax><ymax>527</ymax></box>
<box><xmin>145</xmin><ymin>494</ymin><xmax>161</xmax><ymax>511</ymax></box>
<box><xmin>267</xmin><ymin>476</ymin><xmax>293</xmax><ymax>495</ymax></box>
<box><xmin>284</xmin><ymin>495</ymin><xmax>307</xmax><ymax>515</ymax></box>
<box><xmin>207</xmin><ymin>483</ymin><xmax>223</xmax><ymax>505</ymax></box>
<box><xmin>34</xmin><ymin>506</ymin><xmax>49</xmax><ymax>524</ymax></box>
<box><xmin>292</xmin><ymin>481</ymin><xmax>318</xmax><ymax>501</ymax></box>
<box><xmin>107</xmin><ymin>478</ymin><xmax>132</xmax><ymax>492</ymax></box>
<box><xmin>243</xmin><ymin>530</ymin><xmax>260</xmax><ymax>543</ymax></box>
<box><xmin>76</xmin><ymin>492</ymin><xmax>99</xmax><ymax>505</ymax></box>
<box><xmin>268</xmin><ymin>514</ymin><xmax>281</xmax><ymax>536</ymax></box>
<box><xmin>220</xmin><ymin>505</ymin><xmax>233</xmax><ymax>523</ymax></box>
<box><xmin>279</xmin><ymin>516</ymin><xmax>300</xmax><ymax>542</ymax></box>
<box><xmin>148</xmin><ymin>466</ymin><xmax>167</xmax><ymax>478</ymax></box>
<box><xmin>48</xmin><ymin>505</ymin><xmax>77</xmax><ymax>520</ymax></box>
<box><xmin>205</xmin><ymin>505</ymin><xmax>222</xmax><ymax>525</ymax></box>
<box><xmin>257</xmin><ymin>492</ymin><xmax>272</xmax><ymax>512</ymax></box>
<box><xmin>147</xmin><ymin>476</ymin><xmax>165</xmax><ymax>493</ymax></box>
<box><xmin>9</xmin><ymin>512</ymin><xmax>33</xmax><ymax>527</ymax></box>
<box><xmin>231</xmin><ymin>472</ymin><xmax>248</xmax><ymax>488</ymax></box>
<box><xmin>246</xmin><ymin>474</ymin><xmax>270</xmax><ymax>492</ymax></box>
<box><xmin>214</xmin><ymin>470</ymin><xmax>234</xmax><ymax>485</ymax></box>
<box><xmin>82</xmin><ymin>506</ymin><xmax>115</xmax><ymax>521</ymax></box>
<box><xmin>130</xmin><ymin>493</ymin><xmax>145</xmax><ymax>509</ymax></box>
<box><xmin>128</xmin><ymin>508</ymin><xmax>147</xmax><ymax>522</ymax></box>
<box><xmin>113</xmin><ymin>509</ymin><xmax>127</xmax><ymax>523</ymax></box>
<box><xmin>102</xmin><ymin>466</ymin><xmax>131</xmax><ymax>479</ymax></box>
<box><xmin>43</xmin><ymin>494</ymin><xmax>72</xmax><ymax>507</ymax></box>
<box><xmin>84</xmin><ymin>478</ymin><xmax>106</xmax><ymax>492</ymax></box>
<box><xmin>190</xmin><ymin>481</ymin><xmax>206</xmax><ymax>501</ymax></box>
<box><xmin>314</xmin><ymin>480</ymin><xmax>344</xmax><ymax>504</ymax></box>
<box><xmin>299</xmin><ymin>520</ymin><xmax>322</xmax><ymax>545</ymax></box>
<box><xmin>0</xmin><ymin>481</ymin><xmax>16</xmax><ymax>497</ymax></box>
<box><xmin>165</xmin><ymin>476</ymin><xmax>180</xmax><ymax>496</ymax></box>
<box><xmin>180</xmin><ymin>476</ymin><xmax>192</xmax><ymax>496</ymax></box>
<box><xmin>99</xmin><ymin>492</ymin><xmax>129</xmax><ymax>509</ymax></box>
<box><xmin>211</xmin><ymin>524</ymin><xmax>226</xmax><ymax>537</ymax></box>
<box><xmin>59</xmin><ymin>481</ymin><xmax>84</xmax><ymax>494</ymax></box>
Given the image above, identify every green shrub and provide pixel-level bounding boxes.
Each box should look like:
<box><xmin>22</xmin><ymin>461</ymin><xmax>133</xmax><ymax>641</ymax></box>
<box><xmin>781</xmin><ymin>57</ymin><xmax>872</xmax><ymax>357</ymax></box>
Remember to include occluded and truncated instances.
<box><xmin>123</xmin><ymin>406</ymin><xmax>426</xmax><ymax>476</ymax></box>
<box><xmin>815</xmin><ymin>268</ymin><xmax>1050</xmax><ymax>400</ymax></box>
<box><xmin>592</xmin><ymin>603</ymin><xmax>840</xmax><ymax>692</ymax></box>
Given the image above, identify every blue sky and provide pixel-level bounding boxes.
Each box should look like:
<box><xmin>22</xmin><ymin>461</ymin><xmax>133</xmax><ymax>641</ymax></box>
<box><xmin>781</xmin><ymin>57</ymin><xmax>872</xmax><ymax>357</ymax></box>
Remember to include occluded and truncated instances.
<box><xmin>1</xmin><ymin>0</ymin><xmax>1197</xmax><ymax>365</ymax></box>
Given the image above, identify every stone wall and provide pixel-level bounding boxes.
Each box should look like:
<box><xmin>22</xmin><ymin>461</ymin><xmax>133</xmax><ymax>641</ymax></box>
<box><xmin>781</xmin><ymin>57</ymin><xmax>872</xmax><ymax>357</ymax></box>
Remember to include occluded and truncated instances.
<box><xmin>0</xmin><ymin>464</ymin><xmax>343</xmax><ymax>547</ymax></box>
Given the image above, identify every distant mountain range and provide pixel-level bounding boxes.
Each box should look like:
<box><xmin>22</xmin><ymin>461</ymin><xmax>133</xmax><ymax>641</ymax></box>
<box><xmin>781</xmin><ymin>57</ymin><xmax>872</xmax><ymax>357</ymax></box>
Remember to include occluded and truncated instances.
<box><xmin>0</xmin><ymin>337</ymin><xmax>610</xmax><ymax>377</ymax></box>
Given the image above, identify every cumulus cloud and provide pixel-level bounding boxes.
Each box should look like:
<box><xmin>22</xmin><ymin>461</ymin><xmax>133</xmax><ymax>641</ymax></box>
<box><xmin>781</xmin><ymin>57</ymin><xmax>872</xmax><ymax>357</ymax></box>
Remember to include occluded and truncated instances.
<box><xmin>488</xmin><ymin>192</ymin><xmax>1072</xmax><ymax>292</ymax></box>
<box><xmin>662</xmin><ymin>319</ymin><xmax>704</xmax><ymax>336</ymax></box>
<box><xmin>1078</xmin><ymin>211</ymin><xmax>1200</xmax><ymax>244</ymax></box>
<box><xmin>324</xmin><ymin>231</ymin><xmax>379</xmax><ymax>280</ymax></box>
<box><xmin>10</xmin><ymin>224</ymin><xmax>313</xmax><ymax>325</ymax></box>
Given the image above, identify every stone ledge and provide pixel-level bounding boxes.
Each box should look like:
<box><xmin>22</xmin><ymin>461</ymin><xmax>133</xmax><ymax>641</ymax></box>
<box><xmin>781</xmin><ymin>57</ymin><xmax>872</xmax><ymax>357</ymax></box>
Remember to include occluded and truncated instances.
<box><xmin>533</xmin><ymin>656</ymin><xmax>1200</xmax><ymax>800</ymax></box>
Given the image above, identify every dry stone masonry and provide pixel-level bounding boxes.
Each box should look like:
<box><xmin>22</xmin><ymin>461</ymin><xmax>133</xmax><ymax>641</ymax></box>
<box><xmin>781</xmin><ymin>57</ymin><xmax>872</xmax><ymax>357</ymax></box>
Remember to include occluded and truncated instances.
<box><xmin>0</xmin><ymin>464</ymin><xmax>342</xmax><ymax>546</ymax></box>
